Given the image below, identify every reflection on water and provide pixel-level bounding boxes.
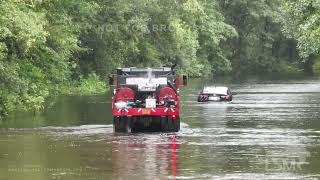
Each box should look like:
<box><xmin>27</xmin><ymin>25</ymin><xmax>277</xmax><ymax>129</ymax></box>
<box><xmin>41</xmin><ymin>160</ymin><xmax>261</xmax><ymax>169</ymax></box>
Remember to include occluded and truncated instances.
<box><xmin>0</xmin><ymin>126</ymin><xmax>181</xmax><ymax>180</ymax></box>
<box><xmin>1</xmin><ymin>78</ymin><xmax>320</xmax><ymax>179</ymax></box>
<box><xmin>111</xmin><ymin>134</ymin><xmax>179</xmax><ymax>179</ymax></box>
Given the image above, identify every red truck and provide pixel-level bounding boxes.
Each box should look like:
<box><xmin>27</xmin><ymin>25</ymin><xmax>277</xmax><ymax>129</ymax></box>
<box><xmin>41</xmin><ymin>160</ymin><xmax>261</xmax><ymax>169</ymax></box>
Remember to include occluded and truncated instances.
<box><xmin>109</xmin><ymin>67</ymin><xmax>187</xmax><ymax>132</ymax></box>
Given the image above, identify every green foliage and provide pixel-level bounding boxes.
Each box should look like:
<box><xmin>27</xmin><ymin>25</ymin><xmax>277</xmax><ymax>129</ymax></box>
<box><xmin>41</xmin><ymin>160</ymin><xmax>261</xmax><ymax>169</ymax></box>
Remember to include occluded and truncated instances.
<box><xmin>313</xmin><ymin>56</ymin><xmax>320</xmax><ymax>74</ymax></box>
<box><xmin>0</xmin><ymin>0</ymin><xmax>99</xmax><ymax>116</ymax></box>
<box><xmin>277</xmin><ymin>61</ymin><xmax>302</xmax><ymax>75</ymax></box>
<box><xmin>77</xmin><ymin>0</ymin><xmax>236</xmax><ymax>77</ymax></box>
<box><xmin>65</xmin><ymin>73</ymin><xmax>107</xmax><ymax>96</ymax></box>
<box><xmin>217</xmin><ymin>0</ymin><xmax>302</xmax><ymax>75</ymax></box>
<box><xmin>0</xmin><ymin>1</ymin><xmax>50</xmax><ymax>113</ymax></box>
<box><xmin>280</xmin><ymin>0</ymin><xmax>320</xmax><ymax>59</ymax></box>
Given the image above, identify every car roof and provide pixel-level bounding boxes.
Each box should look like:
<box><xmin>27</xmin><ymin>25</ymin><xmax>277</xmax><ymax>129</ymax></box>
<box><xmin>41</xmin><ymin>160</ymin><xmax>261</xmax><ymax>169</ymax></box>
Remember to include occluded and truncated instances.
<box><xmin>202</xmin><ymin>86</ymin><xmax>229</xmax><ymax>95</ymax></box>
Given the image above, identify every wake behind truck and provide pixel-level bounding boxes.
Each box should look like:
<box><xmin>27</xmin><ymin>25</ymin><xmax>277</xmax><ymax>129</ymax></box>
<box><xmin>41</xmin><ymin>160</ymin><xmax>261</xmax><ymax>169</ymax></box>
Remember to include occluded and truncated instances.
<box><xmin>109</xmin><ymin>67</ymin><xmax>187</xmax><ymax>133</ymax></box>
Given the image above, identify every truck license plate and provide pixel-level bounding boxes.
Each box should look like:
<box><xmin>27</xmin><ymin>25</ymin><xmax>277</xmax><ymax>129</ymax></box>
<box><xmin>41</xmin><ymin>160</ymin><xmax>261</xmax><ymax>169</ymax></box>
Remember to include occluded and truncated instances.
<box><xmin>145</xmin><ymin>98</ymin><xmax>156</xmax><ymax>108</ymax></box>
<box><xmin>142</xmin><ymin>109</ymin><xmax>151</xmax><ymax>115</ymax></box>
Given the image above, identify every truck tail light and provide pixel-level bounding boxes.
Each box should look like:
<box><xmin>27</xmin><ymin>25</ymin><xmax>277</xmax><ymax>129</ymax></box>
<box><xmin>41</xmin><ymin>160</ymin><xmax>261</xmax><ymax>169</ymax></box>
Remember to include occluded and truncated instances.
<box><xmin>172</xmin><ymin>115</ymin><xmax>177</xmax><ymax>120</ymax></box>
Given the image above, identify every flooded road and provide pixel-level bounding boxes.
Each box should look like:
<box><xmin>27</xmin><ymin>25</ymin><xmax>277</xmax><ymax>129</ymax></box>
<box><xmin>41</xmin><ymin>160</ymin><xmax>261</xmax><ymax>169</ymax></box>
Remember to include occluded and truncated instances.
<box><xmin>1</xmin><ymin>78</ymin><xmax>320</xmax><ymax>179</ymax></box>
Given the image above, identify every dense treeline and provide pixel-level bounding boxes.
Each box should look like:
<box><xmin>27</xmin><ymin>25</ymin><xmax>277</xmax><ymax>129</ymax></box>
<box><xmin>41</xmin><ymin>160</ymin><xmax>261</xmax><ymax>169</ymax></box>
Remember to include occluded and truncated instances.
<box><xmin>0</xmin><ymin>0</ymin><xmax>319</xmax><ymax>117</ymax></box>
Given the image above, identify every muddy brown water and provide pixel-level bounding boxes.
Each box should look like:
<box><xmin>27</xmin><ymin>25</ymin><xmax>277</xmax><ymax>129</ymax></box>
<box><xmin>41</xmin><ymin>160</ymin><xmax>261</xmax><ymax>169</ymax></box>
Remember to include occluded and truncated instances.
<box><xmin>1</xmin><ymin>77</ymin><xmax>320</xmax><ymax>179</ymax></box>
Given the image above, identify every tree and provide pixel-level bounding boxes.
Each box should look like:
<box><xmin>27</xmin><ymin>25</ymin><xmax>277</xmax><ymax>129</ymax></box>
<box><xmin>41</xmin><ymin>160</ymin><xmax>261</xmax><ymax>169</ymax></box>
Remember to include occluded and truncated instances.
<box><xmin>279</xmin><ymin>0</ymin><xmax>320</xmax><ymax>73</ymax></box>
<box><xmin>280</xmin><ymin>0</ymin><xmax>320</xmax><ymax>59</ymax></box>
<box><xmin>219</xmin><ymin>0</ymin><xmax>301</xmax><ymax>75</ymax></box>
<box><xmin>0</xmin><ymin>0</ymin><xmax>100</xmax><ymax>116</ymax></box>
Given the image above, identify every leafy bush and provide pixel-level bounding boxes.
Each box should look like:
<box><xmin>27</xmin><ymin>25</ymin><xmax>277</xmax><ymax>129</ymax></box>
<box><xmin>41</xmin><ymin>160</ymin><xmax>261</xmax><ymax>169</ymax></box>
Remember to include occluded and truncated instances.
<box><xmin>65</xmin><ymin>73</ymin><xmax>107</xmax><ymax>96</ymax></box>
<box><xmin>277</xmin><ymin>62</ymin><xmax>303</xmax><ymax>76</ymax></box>
<box><xmin>313</xmin><ymin>57</ymin><xmax>320</xmax><ymax>75</ymax></box>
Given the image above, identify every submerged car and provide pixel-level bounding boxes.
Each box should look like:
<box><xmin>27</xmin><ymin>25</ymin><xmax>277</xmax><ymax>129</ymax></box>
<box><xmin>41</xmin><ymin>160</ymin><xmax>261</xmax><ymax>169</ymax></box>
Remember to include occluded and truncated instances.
<box><xmin>197</xmin><ymin>86</ymin><xmax>233</xmax><ymax>102</ymax></box>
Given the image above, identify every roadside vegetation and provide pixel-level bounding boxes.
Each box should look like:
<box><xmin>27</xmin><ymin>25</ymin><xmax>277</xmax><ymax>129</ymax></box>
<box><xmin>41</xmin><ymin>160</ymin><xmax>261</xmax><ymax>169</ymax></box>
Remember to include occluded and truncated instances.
<box><xmin>0</xmin><ymin>0</ymin><xmax>319</xmax><ymax>117</ymax></box>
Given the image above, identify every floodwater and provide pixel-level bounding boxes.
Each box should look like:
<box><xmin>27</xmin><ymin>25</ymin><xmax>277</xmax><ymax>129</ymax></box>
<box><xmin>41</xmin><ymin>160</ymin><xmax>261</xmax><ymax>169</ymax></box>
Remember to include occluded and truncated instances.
<box><xmin>1</xmin><ymin>77</ymin><xmax>320</xmax><ymax>180</ymax></box>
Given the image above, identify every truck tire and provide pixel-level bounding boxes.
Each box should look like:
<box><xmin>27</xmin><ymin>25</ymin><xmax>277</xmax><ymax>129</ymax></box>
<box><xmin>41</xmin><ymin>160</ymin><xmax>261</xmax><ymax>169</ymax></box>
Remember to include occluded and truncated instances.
<box><xmin>161</xmin><ymin>117</ymin><xmax>180</xmax><ymax>132</ymax></box>
<box><xmin>173</xmin><ymin>117</ymin><xmax>180</xmax><ymax>132</ymax></box>
<box><xmin>113</xmin><ymin>117</ymin><xmax>131</xmax><ymax>133</ymax></box>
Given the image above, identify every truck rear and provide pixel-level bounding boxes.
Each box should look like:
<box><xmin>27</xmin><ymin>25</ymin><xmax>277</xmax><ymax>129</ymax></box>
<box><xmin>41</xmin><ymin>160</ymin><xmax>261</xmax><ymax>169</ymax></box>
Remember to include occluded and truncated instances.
<box><xmin>109</xmin><ymin>67</ymin><xmax>187</xmax><ymax>132</ymax></box>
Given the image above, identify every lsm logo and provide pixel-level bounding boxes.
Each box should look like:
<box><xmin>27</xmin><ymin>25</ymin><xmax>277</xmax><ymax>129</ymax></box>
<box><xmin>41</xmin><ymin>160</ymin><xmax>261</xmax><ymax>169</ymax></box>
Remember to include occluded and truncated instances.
<box><xmin>256</xmin><ymin>153</ymin><xmax>309</xmax><ymax>171</ymax></box>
